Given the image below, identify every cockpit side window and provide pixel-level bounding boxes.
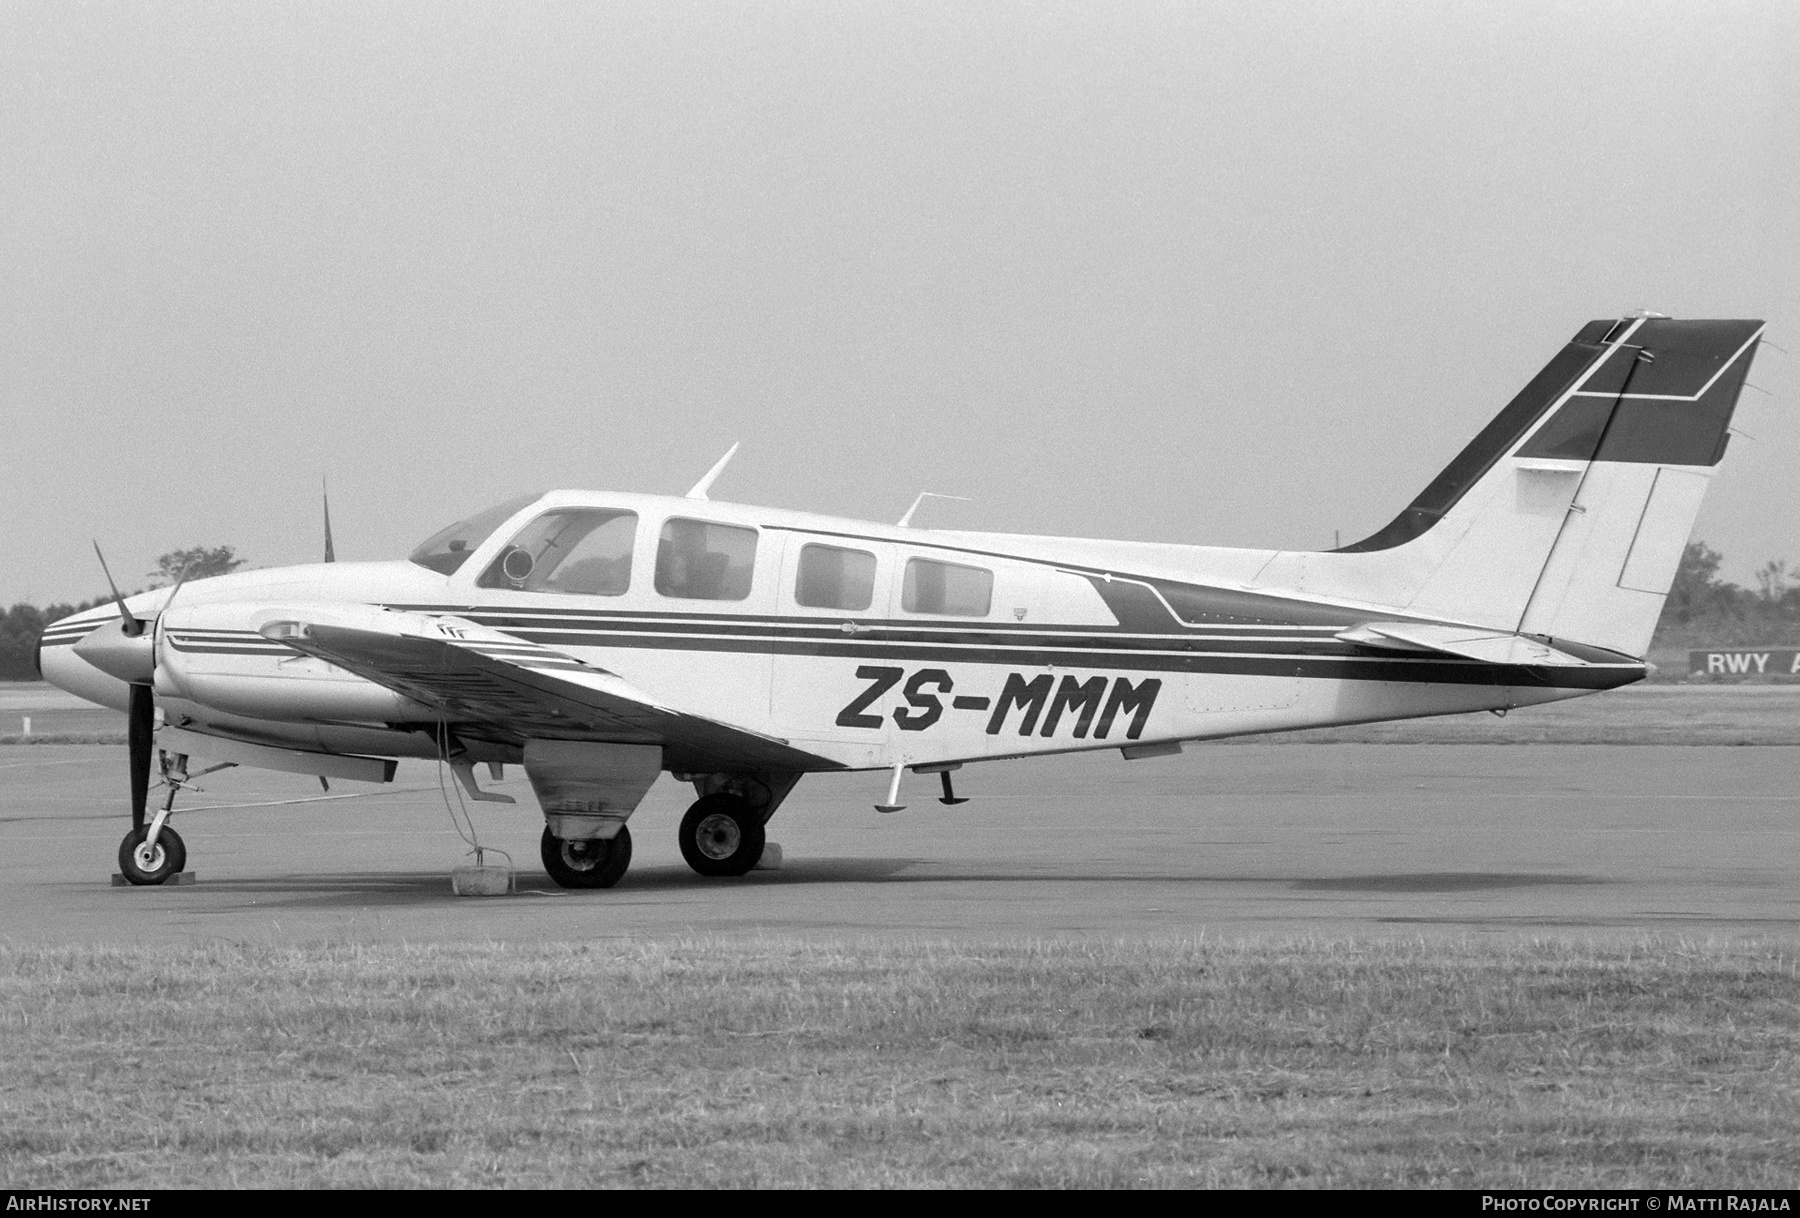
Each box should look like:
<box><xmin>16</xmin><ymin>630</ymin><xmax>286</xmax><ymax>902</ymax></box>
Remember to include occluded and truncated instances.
<box><xmin>476</xmin><ymin>509</ymin><xmax>638</xmax><ymax>595</ymax></box>
<box><xmin>408</xmin><ymin>493</ymin><xmax>543</xmax><ymax>575</ymax></box>
<box><xmin>655</xmin><ymin>518</ymin><xmax>757</xmax><ymax>601</ymax></box>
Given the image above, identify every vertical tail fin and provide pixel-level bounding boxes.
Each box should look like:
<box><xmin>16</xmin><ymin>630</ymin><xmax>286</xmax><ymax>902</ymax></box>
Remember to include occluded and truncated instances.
<box><xmin>1262</xmin><ymin>316</ymin><xmax>1765</xmax><ymax>658</ymax></box>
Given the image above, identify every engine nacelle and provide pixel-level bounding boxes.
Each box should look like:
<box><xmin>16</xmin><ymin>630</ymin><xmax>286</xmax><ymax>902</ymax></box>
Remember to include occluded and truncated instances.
<box><xmin>155</xmin><ymin>601</ymin><xmax>435</xmax><ymax>724</ymax></box>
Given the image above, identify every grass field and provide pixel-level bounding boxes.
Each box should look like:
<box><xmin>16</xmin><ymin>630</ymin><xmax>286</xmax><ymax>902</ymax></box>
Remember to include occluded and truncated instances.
<box><xmin>2</xmin><ymin>938</ymin><xmax>1796</xmax><ymax>1188</ymax></box>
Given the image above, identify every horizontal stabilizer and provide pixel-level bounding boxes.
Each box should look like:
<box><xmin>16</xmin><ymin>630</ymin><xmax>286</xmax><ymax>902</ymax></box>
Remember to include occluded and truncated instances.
<box><xmin>1335</xmin><ymin>622</ymin><xmax>1594</xmax><ymax>668</ymax></box>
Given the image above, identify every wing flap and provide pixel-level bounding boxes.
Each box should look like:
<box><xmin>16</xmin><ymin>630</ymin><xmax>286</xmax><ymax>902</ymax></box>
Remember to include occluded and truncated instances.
<box><xmin>257</xmin><ymin>605</ymin><xmax>838</xmax><ymax>772</ymax></box>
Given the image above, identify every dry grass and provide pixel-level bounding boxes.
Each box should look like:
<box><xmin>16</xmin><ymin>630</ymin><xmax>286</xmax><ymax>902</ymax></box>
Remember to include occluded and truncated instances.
<box><xmin>1</xmin><ymin>938</ymin><xmax>1796</xmax><ymax>1188</ymax></box>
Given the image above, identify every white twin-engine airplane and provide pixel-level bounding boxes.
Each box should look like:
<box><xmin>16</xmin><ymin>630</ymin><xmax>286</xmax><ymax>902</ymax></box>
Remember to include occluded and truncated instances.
<box><xmin>39</xmin><ymin>315</ymin><xmax>1765</xmax><ymax>889</ymax></box>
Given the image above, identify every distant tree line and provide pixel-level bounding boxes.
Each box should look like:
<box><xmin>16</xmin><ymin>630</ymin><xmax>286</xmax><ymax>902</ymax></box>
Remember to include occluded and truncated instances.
<box><xmin>0</xmin><ymin>547</ymin><xmax>245</xmax><ymax>680</ymax></box>
<box><xmin>0</xmin><ymin>597</ymin><xmax>112</xmax><ymax>680</ymax></box>
<box><xmin>1657</xmin><ymin>542</ymin><xmax>1800</xmax><ymax>649</ymax></box>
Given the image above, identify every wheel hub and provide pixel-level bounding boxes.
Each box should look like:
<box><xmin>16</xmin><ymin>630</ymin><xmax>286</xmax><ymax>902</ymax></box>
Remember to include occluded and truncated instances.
<box><xmin>694</xmin><ymin>812</ymin><xmax>742</xmax><ymax>860</ymax></box>
<box><xmin>559</xmin><ymin>840</ymin><xmax>603</xmax><ymax>872</ymax></box>
<box><xmin>134</xmin><ymin>841</ymin><xmax>165</xmax><ymax>872</ymax></box>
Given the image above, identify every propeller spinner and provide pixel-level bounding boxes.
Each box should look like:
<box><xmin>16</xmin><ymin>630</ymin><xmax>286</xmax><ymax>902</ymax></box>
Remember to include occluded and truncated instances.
<box><xmin>73</xmin><ymin>543</ymin><xmax>154</xmax><ymax>684</ymax></box>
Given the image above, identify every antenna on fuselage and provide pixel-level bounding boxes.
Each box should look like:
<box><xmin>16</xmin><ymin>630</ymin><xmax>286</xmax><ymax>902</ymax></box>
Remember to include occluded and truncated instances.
<box><xmin>685</xmin><ymin>442</ymin><xmax>740</xmax><ymax>501</ymax></box>
<box><xmin>897</xmin><ymin>492</ymin><xmax>970</xmax><ymax>528</ymax></box>
<box><xmin>323</xmin><ymin>476</ymin><xmax>336</xmax><ymax>563</ymax></box>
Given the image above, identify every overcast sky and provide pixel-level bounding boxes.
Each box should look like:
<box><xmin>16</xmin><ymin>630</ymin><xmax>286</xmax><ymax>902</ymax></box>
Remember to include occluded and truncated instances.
<box><xmin>3</xmin><ymin>0</ymin><xmax>1795</xmax><ymax>606</ymax></box>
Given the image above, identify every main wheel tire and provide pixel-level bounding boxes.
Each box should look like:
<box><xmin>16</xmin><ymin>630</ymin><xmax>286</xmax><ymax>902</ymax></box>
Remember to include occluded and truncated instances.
<box><xmin>118</xmin><ymin>825</ymin><xmax>186</xmax><ymax>886</ymax></box>
<box><xmin>540</xmin><ymin>825</ymin><xmax>632</xmax><ymax>889</ymax></box>
<box><xmin>678</xmin><ymin>794</ymin><xmax>765</xmax><ymax>877</ymax></box>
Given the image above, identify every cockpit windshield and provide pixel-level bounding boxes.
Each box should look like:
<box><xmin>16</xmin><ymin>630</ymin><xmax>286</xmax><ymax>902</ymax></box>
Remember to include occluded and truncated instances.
<box><xmin>407</xmin><ymin>493</ymin><xmax>543</xmax><ymax>575</ymax></box>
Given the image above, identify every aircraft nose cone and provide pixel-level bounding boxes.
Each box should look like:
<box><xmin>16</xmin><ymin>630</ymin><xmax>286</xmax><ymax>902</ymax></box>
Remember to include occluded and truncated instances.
<box><xmin>72</xmin><ymin>619</ymin><xmax>155</xmax><ymax>684</ymax></box>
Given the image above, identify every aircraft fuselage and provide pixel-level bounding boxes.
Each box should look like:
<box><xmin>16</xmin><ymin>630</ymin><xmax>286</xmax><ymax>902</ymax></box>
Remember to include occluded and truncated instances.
<box><xmin>40</xmin><ymin>489</ymin><xmax>1635</xmax><ymax>775</ymax></box>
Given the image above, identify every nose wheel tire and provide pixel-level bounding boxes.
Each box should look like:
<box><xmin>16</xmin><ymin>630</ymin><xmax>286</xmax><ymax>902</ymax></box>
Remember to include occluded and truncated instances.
<box><xmin>540</xmin><ymin>825</ymin><xmax>633</xmax><ymax>889</ymax></box>
<box><xmin>678</xmin><ymin>794</ymin><xmax>765</xmax><ymax>877</ymax></box>
<box><xmin>118</xmin><ymin>825</ymin><xmax>186</xmax><ymax>886</ymax></box>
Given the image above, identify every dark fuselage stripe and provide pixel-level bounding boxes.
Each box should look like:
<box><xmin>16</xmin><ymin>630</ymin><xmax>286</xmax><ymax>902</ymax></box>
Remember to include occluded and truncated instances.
<box><xmin>160</xmin><ymin>631</ymin><xmax>1633</xmax><ymax>690</ymax></box>
<box><xmin>492</xmin><ymin>629</ymin><xmax>1636</xmax><ymax>690</ymax></box>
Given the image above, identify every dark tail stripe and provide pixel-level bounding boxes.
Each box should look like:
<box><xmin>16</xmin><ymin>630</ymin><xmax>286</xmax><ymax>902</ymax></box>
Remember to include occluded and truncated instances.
<box><xmin>1518</xmin><ymin>322</ymin><xmax>1763</xmax><ymax>467</ymax></box>
<box><xmin>1336</xmin><ymin>321</ymin><xmax>1616</xmax><ymax>552</ymax></box>
<box><xmin>1338</xmin><ymin>318</ymin><xmax>1764</xmax><ymax>552</ymax></box>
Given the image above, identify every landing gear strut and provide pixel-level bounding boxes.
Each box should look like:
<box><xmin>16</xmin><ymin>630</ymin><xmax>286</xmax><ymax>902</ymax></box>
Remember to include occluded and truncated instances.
<box><xmin>540</xmin><ymin>825</ymin><xmax>633</xmax><ymax>889</ymax></box>
<box><xmin>116</xmin><ymin>750</ymin><xmax>230</xmax><ymax>887</ymax></box>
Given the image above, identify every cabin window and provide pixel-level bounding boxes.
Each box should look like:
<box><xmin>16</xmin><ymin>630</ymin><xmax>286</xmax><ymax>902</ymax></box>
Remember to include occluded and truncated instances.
<box><xmin>476</xmin><ymin>509</ymin><xmax>638</xmax><ymax>595</ymax></box>
<box><xmin>902</xmin><ymin>558</ymin><xmax>992</xmax><ymax>616</ymax></box>
<box><xmin>408</xmin><ymin>493</ymin><xmax>543</xmax><ymax>575</ymax></box>
<box><xmin>795</xmin><ymin>543</ymin><xmax>876</xmax><ymax>611</ymax></box>
<box><xmin>655</xmin><ymin>518</ymin><xmax>758</xmax><ymax>601</ymax></box>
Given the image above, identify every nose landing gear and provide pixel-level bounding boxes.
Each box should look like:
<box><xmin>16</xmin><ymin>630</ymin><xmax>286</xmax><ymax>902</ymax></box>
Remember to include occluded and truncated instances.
<box><xmin>116</xmin><ymin>750</ymin><xmax>228</xmax><ymax>887</ymax></box>
<box><xmin>118</xmin><ymin>824</ymin><xmax>187</xmax><ymax>885</ymax></box>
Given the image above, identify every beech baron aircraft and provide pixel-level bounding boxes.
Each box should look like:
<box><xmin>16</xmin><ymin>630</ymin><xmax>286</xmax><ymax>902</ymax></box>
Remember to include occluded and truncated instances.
<box><xmin>39</xmin><ymin>316</ymin><xmax>1765</xmax><ymax>889</ymax></box>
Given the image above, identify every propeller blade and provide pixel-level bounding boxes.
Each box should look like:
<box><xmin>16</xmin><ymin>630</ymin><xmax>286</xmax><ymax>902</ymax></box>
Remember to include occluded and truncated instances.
<box><xmin>127</xmin><ymin>682</ymin><xmax>153</xmax><ymax>831</ymax></box>
<box><xmin>91</xmin><ymin>542</ymin><xmax>143</xmax><ymax>638</ymax></box>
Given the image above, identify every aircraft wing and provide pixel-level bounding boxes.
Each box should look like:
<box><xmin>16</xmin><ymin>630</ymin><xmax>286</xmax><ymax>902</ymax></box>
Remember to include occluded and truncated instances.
<box><xmin>256</xmin><ymin>605</ymin><xmax>839</xmax><ymax>772</ymax></box>
<box><xmin>1334</xmin><ymin>621</ymin><xmax>1598</xmax><ymax>667</ymax></box>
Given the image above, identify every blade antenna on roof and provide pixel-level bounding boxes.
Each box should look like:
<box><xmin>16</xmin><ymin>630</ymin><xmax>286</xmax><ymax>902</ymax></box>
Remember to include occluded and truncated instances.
<box><xmin>323</xmin><ymin>476</ymin><xmax>336</xmax><ymax>563</ymax></box>
<box><xmin>897</xmin><ymin>492</ymin><xmax>970</xmax><ymax>528</ymax></box>
<box><xmin>685</xmin><ymin>442</ymin><xmax>740</xmax><ymax>501</ymax></box>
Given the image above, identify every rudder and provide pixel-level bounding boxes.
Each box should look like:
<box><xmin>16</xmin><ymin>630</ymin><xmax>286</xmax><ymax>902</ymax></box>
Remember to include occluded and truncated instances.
<box><xmin>1511</xmin><ymin>317</ymin><xmax>1764</xmax><ymax>656</ymax></box>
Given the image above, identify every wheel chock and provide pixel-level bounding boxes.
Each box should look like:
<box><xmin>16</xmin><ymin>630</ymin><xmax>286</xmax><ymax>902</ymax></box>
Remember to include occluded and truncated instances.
<box><xmin>110</xmin><ymin>872</ymin><xmax>196</xmax><ymax>887</ymax></box>
<box><xmin>451</xmin><ymin>863</ymin><xmax>514</xmax><ymax>896</ymax></box>
<box><xmin>753</xmin><ymin>843</ymin><xmax>783</xmax><ymax>871</ymax></box>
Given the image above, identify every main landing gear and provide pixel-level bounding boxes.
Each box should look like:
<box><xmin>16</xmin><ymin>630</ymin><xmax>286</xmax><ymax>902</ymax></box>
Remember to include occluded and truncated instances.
<box><xmin>677</xmin><ymin>794</ymin><xmax>765</xmax><ymax>877</ymax></box>
<box><xmin>533</xmin><ymin>771</ymin><xmax>799</xmax><ymax>889</ymax></box>
<box><xmin>671</xmin><ymin>772</ymin><xmax>798</xmax><ymax>878</ymax></box>
<box><xmin>540</xmin><ymin>825</ymin><xmax>633</xmax><ymax>889</ymax></box>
